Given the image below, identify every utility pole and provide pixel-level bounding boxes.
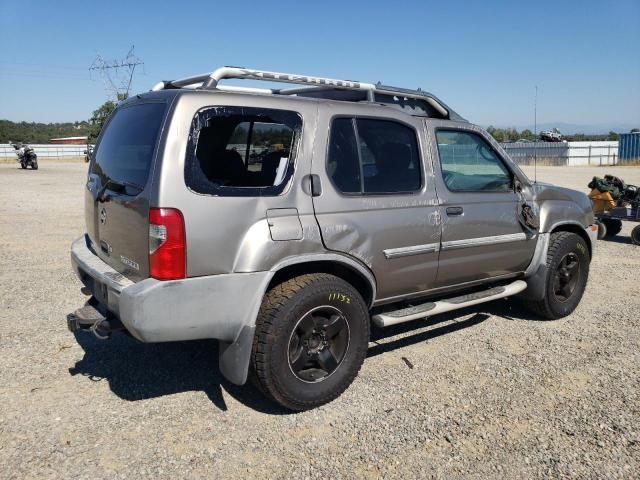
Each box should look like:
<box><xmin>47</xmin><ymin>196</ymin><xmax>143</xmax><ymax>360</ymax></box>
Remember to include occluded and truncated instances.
<box><xmin>89</xmin><ymin>46</ymin><xmax>144</xmax><ymax>100</ymax></box>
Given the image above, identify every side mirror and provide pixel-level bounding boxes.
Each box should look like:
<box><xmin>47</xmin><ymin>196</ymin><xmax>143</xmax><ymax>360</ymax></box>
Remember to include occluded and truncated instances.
<box><xmin>514</xmin><ymin>179</ymin><xmax>523</xmax><ymax>193</ymax></box>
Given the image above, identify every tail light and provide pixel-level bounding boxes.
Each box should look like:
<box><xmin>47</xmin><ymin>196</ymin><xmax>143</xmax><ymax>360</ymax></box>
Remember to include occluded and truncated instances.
<box><xmin>149</xmin><ymin>208</ymin><xmax>186</xmax><ymax>280</ymax></box>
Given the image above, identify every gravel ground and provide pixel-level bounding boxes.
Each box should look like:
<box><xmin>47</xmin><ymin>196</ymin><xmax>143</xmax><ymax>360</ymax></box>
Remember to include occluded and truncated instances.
<box><xmin>0</xmin><ymin>163</ymin><xmax>638</xmax><ymax>479</ymax></box>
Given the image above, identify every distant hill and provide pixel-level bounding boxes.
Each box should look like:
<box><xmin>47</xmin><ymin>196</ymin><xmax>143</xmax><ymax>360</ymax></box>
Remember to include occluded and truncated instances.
<box><xmin>0</xmin><ymin>119</ymin><xmax>90</xmax><ymax>144</ymax></box>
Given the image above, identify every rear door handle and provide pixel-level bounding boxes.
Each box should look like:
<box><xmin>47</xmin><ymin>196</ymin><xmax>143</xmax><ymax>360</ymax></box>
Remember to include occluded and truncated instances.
<box><xmin>446</xmin><ymin>206</ymin><xmax>464</xmax><ymax>216</ymax></box>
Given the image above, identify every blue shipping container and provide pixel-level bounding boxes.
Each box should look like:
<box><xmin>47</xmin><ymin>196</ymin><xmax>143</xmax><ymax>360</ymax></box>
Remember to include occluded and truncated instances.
<box><xmin>618</xmin><ymin>132</ymin><xmax>640</xmax><ymax>163</ymax></box>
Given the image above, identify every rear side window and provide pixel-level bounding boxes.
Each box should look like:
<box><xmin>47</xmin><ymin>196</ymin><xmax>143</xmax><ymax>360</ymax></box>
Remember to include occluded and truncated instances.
<box><xmin>327</xmin><ymin>118</ymin><xmax>360</xmax><ymax>193</ymax></box>
<box><xmin>185</xmin><ymin>107</ymin><xmax>302</xmax><ymax>196</ymax></box>
<box><xmin>436</xmin><ymin>130</ymin><xmax>512</xmax><ymax>192</ymax></box>
<box><xmin>92</xmin><ymin>102</ymin><xmax>167</xmax><ymax>188</ymax></box>
<box><xmin>328</xmin><ymin>118</ymin><xmax>422</xmax><ymax>194</ymax></box>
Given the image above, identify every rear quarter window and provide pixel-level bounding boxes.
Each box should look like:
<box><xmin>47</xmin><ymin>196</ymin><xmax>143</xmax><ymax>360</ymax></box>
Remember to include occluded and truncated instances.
<box><xmin>185</xmin><ymin>106</ymin><xmax>302</xmax><ymax>196</ymax></box>
<box><xmin>92</xmin><ymin>102</ymin><xmax>167</xmax><ymax>188</ymax></box>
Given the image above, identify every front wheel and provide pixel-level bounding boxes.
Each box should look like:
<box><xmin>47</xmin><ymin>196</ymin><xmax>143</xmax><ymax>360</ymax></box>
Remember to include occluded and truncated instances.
<box><xmin>251</xmin><ymin>273</ymin><xmax>369</xmax><ymax>411</ymax></box>
<box><xmin>20</xmin><ymin>162</ymin><xmax>26</xmax><ymax>169</ymax></box>
<box><xmin>31</xmin><ymin>161</ymin><xmax>38</xmax><ymax>170</ymax></box>
<box><xmin>525</xmin><ymin>231</ymin><xmax>590</xmax><ymax>320</ymax></box>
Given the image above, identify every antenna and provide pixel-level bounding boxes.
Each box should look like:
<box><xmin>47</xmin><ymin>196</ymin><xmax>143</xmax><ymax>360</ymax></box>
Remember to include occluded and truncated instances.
<box><xmin>534</xmin><ymin>85</ymin><xmax>538</xmax><ymax>183</ymax></box>
<box><xmin>89</xmin><ymin>46</ymin><xmax>144</xmax><ymax>100</ymax></box>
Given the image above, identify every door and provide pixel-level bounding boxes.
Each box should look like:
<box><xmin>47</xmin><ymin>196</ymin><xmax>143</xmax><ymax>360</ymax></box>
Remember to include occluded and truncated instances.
<box><xmin>85</xmin><ymin>101</ymin><xmax>168</xmax><ymax>282</ymax></box>
<box><xmin>312</xmin><ymin>106</ymin><xmax>441</xmax><ymax>301</ymax></box>
<box><xmin>430</xmin><ymin>125</ymin><xmax>537</xmax><ymax>286</ymax></box>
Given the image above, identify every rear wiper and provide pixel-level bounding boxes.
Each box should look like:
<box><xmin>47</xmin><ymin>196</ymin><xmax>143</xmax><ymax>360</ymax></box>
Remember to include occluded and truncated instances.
<box><xmin>97</xmin><ymin>178</ymin><xmax>143</xmax><ymax>201</ymax></box>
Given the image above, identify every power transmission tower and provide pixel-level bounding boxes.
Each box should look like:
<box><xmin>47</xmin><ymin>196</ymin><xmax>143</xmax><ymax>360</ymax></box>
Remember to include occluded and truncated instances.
<box><xmin>89</xmin><ymin>46</ymin><xmax>144</xmax><ymax>100</ymax></box>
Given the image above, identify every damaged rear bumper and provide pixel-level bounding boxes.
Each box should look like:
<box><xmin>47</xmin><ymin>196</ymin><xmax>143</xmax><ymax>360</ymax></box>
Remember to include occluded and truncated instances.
<box><xmin>70</xmin><ymin>235</ymin><xmax>272</xmax><ymax>384</ymax></box>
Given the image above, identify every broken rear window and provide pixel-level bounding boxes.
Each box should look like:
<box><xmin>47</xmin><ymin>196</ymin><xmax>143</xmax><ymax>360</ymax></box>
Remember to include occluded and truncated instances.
<box><xmin>185</xmin><ymin>106</ymin><xmax>302</xmax><ymax>196</ymax></box>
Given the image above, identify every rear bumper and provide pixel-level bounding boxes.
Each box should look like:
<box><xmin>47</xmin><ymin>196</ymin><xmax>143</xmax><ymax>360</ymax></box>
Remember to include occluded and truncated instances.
<box><xmin>70</xmin><ymin>235</ymin><xmax>271</xmax><ymax>344</ymax></box>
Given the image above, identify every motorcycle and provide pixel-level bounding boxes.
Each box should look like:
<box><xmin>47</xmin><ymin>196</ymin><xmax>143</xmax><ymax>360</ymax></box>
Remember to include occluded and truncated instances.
<box><xmin>84</xmin><ymin>145</ymin><xmax>94</xmax><ymax>163</ymax></box>
<box><xmin>11</xmin><ymin>142</ymin><xmax>38</xmax><ymax>170</ymax></box>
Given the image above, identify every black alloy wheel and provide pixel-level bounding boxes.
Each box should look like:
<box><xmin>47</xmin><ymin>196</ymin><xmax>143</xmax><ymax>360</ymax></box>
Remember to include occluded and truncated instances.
<box><xmin>552</xmin><ymin>252</ymin><xmax>580</xmax><ymax>302</ymax></box>
<box><xmin>251</xmin><ymin>273</ymin><xmax>369</xmax><ymax>411</ymax></box>
<box><xmin>288</xmin><ymin>306</ymin><xmax>350</xmax><ymax>383</ymax></box>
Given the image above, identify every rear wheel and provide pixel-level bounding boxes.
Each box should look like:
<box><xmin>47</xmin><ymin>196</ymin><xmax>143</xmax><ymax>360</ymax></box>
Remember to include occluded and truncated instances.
<box><xmin>251</xmin><ymin>273</ymin><xmax>369</xmax><ymax>411</ymax></box>
<box><xmin>602</xmin><ymin>218</ymin><xmax>622</xmax><ymax>237</ymax></box>
<box><xmin>595</xmin><ymin>220</ymin><xmax>607</xmax><ymax>239</ymax></box>
<box><xmin>20</xmin><ymin>162</ymin><xmax>26</xmax><ymax>169</ymax></box>
<box><xmin>525</xmin><ymin>231</ymin><xmax>590</xmax><ymax>320</ymax></box>
<box><xmin>31</xmin><ymin>161</ymin><xmax>38</xmax><ymax>170</ymax></box>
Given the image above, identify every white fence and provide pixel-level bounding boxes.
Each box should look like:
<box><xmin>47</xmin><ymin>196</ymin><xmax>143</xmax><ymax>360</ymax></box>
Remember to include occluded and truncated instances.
<box><xmin>0</xmin><ymin>143</ymin><xmax>91</xmax><ymax>159</ymax></box>
<box><xmin>500</xmin><ymin>141</ymin><xmax>619</xmax><ymax>166</ymax></box>
<box><xmin>566</xmin><ymin>141</ymin><xmax>618</xmax><ymax>166</ymax></box>
<box><xmin>0</xmin><ymin>141</ymin><xmax>624</xmax><ymax>167</ymax></box>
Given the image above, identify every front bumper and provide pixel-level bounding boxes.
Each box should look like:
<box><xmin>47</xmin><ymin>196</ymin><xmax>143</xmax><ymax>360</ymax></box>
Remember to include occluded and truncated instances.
<box><xmin>70</xmin><ymin>235</ymin><xmax>271</xmax><ymax>344</ymax></box>
<box><xmin>585</xmin><ymin>223</ymin><xmax>598</xmax><ymax>254</ymax></box>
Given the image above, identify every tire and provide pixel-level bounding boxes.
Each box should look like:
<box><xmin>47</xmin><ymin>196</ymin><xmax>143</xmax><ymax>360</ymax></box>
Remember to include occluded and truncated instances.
<box><xmin>251</xmin><ymin>273</ymin><xmax>369</xmax><ymax>411</ymax></box>
<box><xmin>32</xmin><ymin>161</ymin><xmax>38</xmax><ymax>170</ymax></box>
<box><xmin>525</xmin><ymin>231</ymin><xmax>590</xmax><ymax>320</ymax></box>
<box><xmin>20</xmin><ymin>162</ymin><xmax>26</xmax><ymax>169</ymax></box>
<box><xmin>595</xmin><ymin>220</ymin><xmax>607</xmax><ymax>239</ymax></box>
<box><xmin>631</xmin><ymin>225</ymin><xmax>640</xmax><ymax>246</ymax></box>
<box><xmin>602</xmin><ymin>218</ymin><xmax>622</xmax><ymax>237</ymax></box>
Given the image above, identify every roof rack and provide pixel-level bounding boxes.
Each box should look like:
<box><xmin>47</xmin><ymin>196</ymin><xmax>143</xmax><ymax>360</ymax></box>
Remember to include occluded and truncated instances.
<box><xmin>151</xmin><ymin>67</ymin><xmax>463</xmax><ymax>120</ymax></box>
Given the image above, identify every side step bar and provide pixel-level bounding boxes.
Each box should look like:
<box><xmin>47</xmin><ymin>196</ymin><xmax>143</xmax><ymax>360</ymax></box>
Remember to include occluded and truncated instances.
<box><xmin>372</xmin><ymin>280</ymin><xmax>527</xmax><ymax>327</ymax></box>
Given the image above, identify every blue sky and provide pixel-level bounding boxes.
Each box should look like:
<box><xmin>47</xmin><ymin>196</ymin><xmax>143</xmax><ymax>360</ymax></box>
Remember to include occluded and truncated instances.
<box><xmin>1</xmin><ymin>0</ymin><xmax>638</xmax><ymax>132</ymax></box>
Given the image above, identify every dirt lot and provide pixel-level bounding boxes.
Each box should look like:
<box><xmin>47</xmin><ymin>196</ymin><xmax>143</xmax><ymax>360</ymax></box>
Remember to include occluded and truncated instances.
<box><xmin>0</xmin><ymin>163</ymin><xmax>638</xmax><ymax>479</ymax></box>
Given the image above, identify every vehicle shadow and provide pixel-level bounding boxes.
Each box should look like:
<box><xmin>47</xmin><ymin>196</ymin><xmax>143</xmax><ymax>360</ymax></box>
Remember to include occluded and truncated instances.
<box><xmin>69</xmin><ymin>331</ymin><xmax>290</xmax><ymax>415</ymax></box>
<box><xmin>368</xmin><ymin>311</ymin><xmax>491</xmax><ymax>358</ymax></box>
<box><xmin>598</xmin><ymin>235</ymin><xmax>633</xmax><ymax>245</ymax></box>
<box><xmin>68</xmin><ymin>299</ymin><xmax>539</xmax><ymax>414</ymax></box>
<box><xmin>368</xmin><ymin>295</ymin><xmax>553</xmax><ymax>354</ymax></box>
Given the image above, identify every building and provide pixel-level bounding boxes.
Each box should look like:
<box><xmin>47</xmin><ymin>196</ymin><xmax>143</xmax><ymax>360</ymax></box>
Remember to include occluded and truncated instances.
<box><xmin>618</xmin><ymin>132</ymin><xmax>640</xmax><ymax>164</ymax></box>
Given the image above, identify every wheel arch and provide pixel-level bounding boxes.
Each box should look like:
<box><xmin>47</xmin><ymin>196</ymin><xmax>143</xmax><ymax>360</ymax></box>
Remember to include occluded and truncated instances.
<box><xmin>520</xmin><ymin>221</ymin><xmax>592</xmax><ymax>303</ymax></box>
<box><xmin>267</xmin><ymin>255</ymin><xmax>377</xmax><ymax>308</ymax></box>
<box><xmin>218</xmin><ymin>254</ymin><xmax>376</xmax><ymax>386</ymax></box>
<box><xmin>549</xmin><ymin>221</ymin><xmax>592</xmax><ymax>259</ymax></box>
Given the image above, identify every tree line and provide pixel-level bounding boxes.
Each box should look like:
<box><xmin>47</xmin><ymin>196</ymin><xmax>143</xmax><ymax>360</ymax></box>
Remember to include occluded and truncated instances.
<box><xmin>229</xmin><ymin>126</ymin><xmax>293</xmax><ymax>146</ymax></box>
<box><xmin>486</xmin><ymin>126</ymin><xmax>631</xmax><ymax>142</ymax></box>
<box><xmin>0</xmin><ymin>119</ymin><xmax>90</xmax><ymax>144</ymax></box>
<box><xmin>0</xmin><ymin>96</ymin><xmax>121</xmax><ymax>144</ymax></box>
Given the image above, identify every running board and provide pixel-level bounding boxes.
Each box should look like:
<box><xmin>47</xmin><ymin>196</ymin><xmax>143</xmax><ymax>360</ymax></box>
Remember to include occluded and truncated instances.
<box><xmin>372</xmin><ymin>280</ymin><xmax>528</xmax><ymax>327</ymax></box>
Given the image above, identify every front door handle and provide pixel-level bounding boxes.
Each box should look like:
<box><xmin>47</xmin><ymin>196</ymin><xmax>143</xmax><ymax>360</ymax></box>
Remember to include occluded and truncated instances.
<box><xmin>446</xmin><ymin>206</ymin><xmax>464</xmax><ymax>216</ymax></box>
<box><xmin>303</xmin><ymin>174</ymin><xmax>322</xmax><ymax>197</ymax></box>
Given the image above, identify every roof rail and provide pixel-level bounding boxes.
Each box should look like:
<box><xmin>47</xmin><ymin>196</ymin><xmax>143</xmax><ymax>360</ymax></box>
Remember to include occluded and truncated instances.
<box><xmin>151</xmin><ymin>66</ymin><xmax>459</xmax><ymax>120</ymax></box>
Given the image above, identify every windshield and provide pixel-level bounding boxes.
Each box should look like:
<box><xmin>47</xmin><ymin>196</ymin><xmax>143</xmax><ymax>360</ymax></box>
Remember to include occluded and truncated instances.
<box><xmin>92</xmin><ymin>102</ymin><xmax>167</xmax><ymax>188</ymax></box>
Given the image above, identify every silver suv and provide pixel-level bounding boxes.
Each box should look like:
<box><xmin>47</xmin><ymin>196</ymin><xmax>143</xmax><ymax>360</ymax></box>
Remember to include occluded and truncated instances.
<box><xmin>69</xmin><ymin>67</ymin><xmax>598</xmax><ymax>410</ymax></box>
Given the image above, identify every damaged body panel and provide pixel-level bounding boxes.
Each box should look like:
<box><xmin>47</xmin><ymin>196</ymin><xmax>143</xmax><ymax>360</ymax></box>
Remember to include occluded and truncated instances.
<box><xmin>311</xmin><ymin>103</ymin><xmax>441</xmax><ymax>300</ymax></box>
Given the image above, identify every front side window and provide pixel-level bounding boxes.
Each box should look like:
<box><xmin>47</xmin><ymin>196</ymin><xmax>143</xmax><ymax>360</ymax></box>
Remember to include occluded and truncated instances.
<box><xmin>328</xmin><ymin>118</ymin><xmax>422</xmax><ymax>194</ymax></box>
<box><xmin>185</xmin><ymin>106</ymin><xmax>302</xmax><ymax>196</ymax></box>
<box><xmin>436</xmin><ymin>130</ymin><xmax>513</xmax><ymax>192</ymax></box>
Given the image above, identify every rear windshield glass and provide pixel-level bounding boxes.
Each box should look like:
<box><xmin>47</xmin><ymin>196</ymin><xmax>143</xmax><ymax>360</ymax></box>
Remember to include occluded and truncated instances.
<box><xmin>92</xmin><ymin>102</ymin><xmax>166</xmax><ymax>188</ymax></box>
